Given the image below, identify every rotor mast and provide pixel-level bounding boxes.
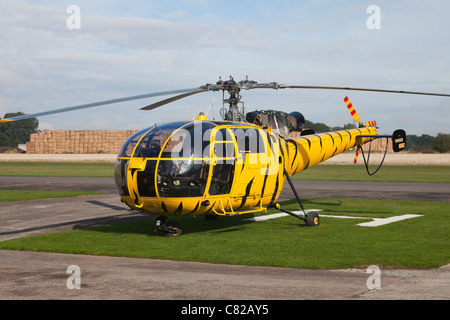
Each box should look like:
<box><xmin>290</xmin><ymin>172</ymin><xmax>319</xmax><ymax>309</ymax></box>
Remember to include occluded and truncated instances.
<box><xmin>204</xmin><ymin>76</ymin><xmax>281</xmax><ymax>122</ymax></box>
<box><xmin>221</xmin><ymin>76</ymin><xmax>244</xmax><ymax>121</ymax></box>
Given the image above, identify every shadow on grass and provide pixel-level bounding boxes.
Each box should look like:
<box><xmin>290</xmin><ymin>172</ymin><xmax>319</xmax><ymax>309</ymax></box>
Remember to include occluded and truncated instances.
<box><xmin>295</xmin><ymin>198</ymin><xmax>395</xmax><ymax>217</ymax></box>
<box><xmin>84</xmin><ymin>212</ymin><xmax>257</xmax><ymax>237</ymax></box>
<box><xmin>77</xmin><ymin>197</ymin><xmax>398</xmax><ymax>238</ymax></box>
<box><xmin>81</xmin><ymin>198</ymin><xmax>342</xmax><ymax>237</ymax></box>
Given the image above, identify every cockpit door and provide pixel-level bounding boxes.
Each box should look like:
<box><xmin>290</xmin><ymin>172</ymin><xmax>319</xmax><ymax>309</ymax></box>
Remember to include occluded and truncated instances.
<box><xmin>209</xmin><ymin>128</ymin><xmax>235</xmax><ymax>196</ymax></box>
<box><xmin>231</xmin><ymin>128</ymin><xmax>267</xmax><ymax>202</ymax></box>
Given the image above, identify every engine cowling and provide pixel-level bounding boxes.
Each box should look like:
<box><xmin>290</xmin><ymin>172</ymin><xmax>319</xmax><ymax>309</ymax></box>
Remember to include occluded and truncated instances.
<box><xmin>246</xmin><ymin>110</ymin><xmax>304</xmax><ymax>137</ymax></box>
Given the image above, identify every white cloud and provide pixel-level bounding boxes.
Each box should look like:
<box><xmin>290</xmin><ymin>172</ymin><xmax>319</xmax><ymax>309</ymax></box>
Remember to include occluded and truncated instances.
<box><xmin>0</xmin><ymin>0</ymin><xmax>449</xmax><ymax>135</ymax></box>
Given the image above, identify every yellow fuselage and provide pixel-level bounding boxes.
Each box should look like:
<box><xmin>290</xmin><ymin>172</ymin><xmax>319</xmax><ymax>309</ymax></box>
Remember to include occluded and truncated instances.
<box><xmin>114</xmin><ymin>119</ymin><xmax>376</xmax><ymax>217</ymax></box>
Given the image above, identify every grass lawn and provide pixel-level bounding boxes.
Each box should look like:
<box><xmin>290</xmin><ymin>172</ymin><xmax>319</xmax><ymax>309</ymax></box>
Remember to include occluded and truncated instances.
<box><xmin>0</xmin><ymin>161</ymin><xmax>448</xmax><ymax>269</ymax></box>
<box><xmin>1</xmin><ymin>162</ymin><xmax>449</xmax><ymax>183</ymax></box>
<box><xmin>0</xmin><ymin>162</ymin><xmax>114</xmax><ymax>177</ymax></box>
<box><xmin>292</xmin><ymin>164</ymin><xmax>450</xmax><ymax>183</ymax></box>
<box><xmin>0</xmin><ymin>198</ymin><xmax>448</xmax><ymax>269</ymax></box>
<box><xmin>0</xmin><ymin>190</ymin><xmax>99</xmax><ymax>202</ymax></box>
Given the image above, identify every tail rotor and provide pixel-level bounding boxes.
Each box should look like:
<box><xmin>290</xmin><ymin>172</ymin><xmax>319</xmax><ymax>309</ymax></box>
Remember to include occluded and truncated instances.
<box><xmin>343</xmin><ymin>96</ymin><xmax>377</xmax><ymax>164</ymax></box>
<box><xmin>344</xmin><ymin>96</ymin><xmax>362</xmax><ymax>126</ymax></box>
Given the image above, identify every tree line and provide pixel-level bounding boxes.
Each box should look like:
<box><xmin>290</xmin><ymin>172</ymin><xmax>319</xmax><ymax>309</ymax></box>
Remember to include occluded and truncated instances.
<box><xmin>0</xmin><ymin>112</ymin><xmax>39</xmax><ymax>148</ymax></box>
<box><xmin>406</xmin><ymin>133</ymin><xmax>449</xmax><ymax>153</ymax></box>
<box><xmin>0</xmin><ymin>112</ymin><xmax>449</xmax><ymax>153</ymax></box>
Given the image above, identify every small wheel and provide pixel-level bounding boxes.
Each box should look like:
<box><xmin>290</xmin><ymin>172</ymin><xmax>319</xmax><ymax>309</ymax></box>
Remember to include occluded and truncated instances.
<box><xmin>165</xmin><ymin>221</ymin><xmax>182</xmax><ymax>237</ymax></box>
<box><xmin>306</xmin><ymin>212</ymin><xmax>320</xmax><ymax>227</ymax></box>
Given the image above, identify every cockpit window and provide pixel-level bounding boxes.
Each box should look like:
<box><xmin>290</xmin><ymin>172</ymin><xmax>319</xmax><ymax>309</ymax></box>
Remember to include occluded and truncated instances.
<box><xmin>214</xmin><ymin>128</ymin><xmax>234</xmax><ymax>142</ymax></box>
<box><xmin>133</xmin><ymin>122</ymin><xmax>189</xmax><ymax>158</ymax></box>
<box><xmin>126</xmin><ymin>121</ymin><xmax>257</xmax><ymax>198</ymax></box>
<box><xmin>118</xmin><ymin>128</ymin><xmax>149</xmax><ymax>158</ymax></box>
<box><xmin>160</xmin><ymin>122</ymin><xmax>215</xmax><ymax>159</ymax></box>
<box><xmin>232</xmin><ymin>128</ymin><xmax>265</xmax><ymax>153</ymax></box>
<box><xmin>137</xmin><ymin>160</ymin><xmax>158</xmax><ymax>197</ymax></box>
<box><xmin>157</xmin><ymin>159</ymin><xmax>209</xmax><ymax>197</ymax></box>
<box><xmin>209</xmin><ymin>162</ymin><xmax>234</xmax><ymax>195</ymax></box>
<box><xmin>209</xmin><ymin>127</ymin><xmax>235</xmax><ymax>195</ymax></box>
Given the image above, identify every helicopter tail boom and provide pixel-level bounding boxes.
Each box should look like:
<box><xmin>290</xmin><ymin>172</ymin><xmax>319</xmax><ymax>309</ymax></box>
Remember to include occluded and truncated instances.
<box><xmin>283</xmin><ymin>126</ymin><xmax>377</xmax><ymax>176</ymax></box>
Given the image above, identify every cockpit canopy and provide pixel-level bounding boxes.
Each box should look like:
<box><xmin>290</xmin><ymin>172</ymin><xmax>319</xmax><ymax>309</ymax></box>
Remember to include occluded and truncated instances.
<box><xmin>115</xmin><ymin>120</ymin><xmax>266</xmax><ymax>199</ymax></box>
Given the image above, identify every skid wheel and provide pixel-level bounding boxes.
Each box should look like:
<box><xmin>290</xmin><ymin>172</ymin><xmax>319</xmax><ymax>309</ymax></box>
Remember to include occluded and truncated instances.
<box><xmin>306</xmin><ymin>212</ymin><xmax>320</xmax><ymax>227</ymax></box>
<box><xmin>165</xmin><ymin>221</ymin><xmax>182</xmax><ymax>237</ymax></box>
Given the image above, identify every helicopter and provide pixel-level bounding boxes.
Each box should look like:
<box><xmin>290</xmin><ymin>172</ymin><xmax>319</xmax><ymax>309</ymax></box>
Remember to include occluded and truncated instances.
<box><xmin>2</xmin><ymin>76</ymin><xmax>449</xmax><ymax>236</ymax></box>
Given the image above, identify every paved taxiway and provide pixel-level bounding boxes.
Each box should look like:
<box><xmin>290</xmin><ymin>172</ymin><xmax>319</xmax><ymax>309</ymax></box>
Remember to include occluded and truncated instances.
<box><xmin>0</xmin><ymin>176</ymin><xmax>449</xmax><ymax>300</ymax></box>
<box><xmin>1</xmin><ymin>249</ymin><xmax>448</xmax><ymax>300</ymax></box>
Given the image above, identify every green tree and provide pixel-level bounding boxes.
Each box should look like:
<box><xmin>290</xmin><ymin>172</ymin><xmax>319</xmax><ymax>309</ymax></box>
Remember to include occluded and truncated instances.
<box><xmin>433</xmin><ymin>133</ymin><xmax>450</xmax><ymax>153</ymax></box>
<box><xmin>313</xmin><ymin>122</ymin><xmax>331</xmax><ymax>133</ymax></box>
<box><xmin>405</xmin><ymin>134</ymin><xmax>435</xmax><ymax>151</ymax></box>
<box><xmin>331</xmin><ymin>123</ymin><xmax>357</xmax><ymax>131</ymax></box>
<box><xmin>305</xmin><ymin>120</ymin><xmax>356</xmax><ymax>133</ymax></box>
<box><xmin>0</xmin><ymin>112</ymin><xmax>39</xmax><ymax>147</ymax></box>
<box><xmin>343</xmin><ymin>123</ymin><xmax>357</xmax><ymax>130</ymax></box>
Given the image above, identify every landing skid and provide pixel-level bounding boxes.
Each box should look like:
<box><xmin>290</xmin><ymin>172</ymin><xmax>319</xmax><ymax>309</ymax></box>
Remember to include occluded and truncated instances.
<box><xmin>154</xmin><ymin>216</ymin><xmax>183</xmax><ymax>237</ymax></box>
<box><xmin>272</xmin><ymin>169</ymin><xmax>320</xmax><ymax>227</ymax></box>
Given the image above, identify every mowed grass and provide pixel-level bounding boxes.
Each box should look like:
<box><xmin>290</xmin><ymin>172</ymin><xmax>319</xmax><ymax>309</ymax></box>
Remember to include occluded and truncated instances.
<box><xmin>1</xmin><ymin>161</ymin><xmax>449</xmax><ymax>182</ymax></box>
<box><xmin>0</xmin><ymin>198</ymin><xmax>448</xmax><ymax>269</ymax></box>
<box><xmin>0</xmin><ymin>161</ymin><xmax>448</xmax><ymax>269</ymax></box>
<box><xmin>292</xmin><ymin>164</ymin><xmax>450</xmax><ymax>183</ymax></box>
<box><xmin>0</xmin><ymin>162</ymin><xmax>114</xmax><ymax>177</ymax></box>
<box><xmin>0</xmin><ymin>190</ymin><xmax>98</xmax><ymax>202</ymax></box>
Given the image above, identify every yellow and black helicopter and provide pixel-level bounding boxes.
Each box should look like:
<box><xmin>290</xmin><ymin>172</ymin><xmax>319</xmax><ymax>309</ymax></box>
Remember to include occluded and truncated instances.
<box><xmin>2</xmin><ymin>77</ymin><xmax>449</xmax><ymax>236</ymax></box>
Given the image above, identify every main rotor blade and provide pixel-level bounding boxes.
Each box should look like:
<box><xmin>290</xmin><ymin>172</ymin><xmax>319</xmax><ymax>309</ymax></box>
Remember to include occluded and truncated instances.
<box><xmin>282</xmin><ymin>85</ymin><xmax>450</xmax><ymax>97</ymax></box>
<box><xmin>2</xmin><ymin>87</ymin><xmax>202</xmax><ymax>122</ymax></box>
<box><xmin>140</xmin><ymin>89</ymin><xmax>205</xmax><ymax>110</ymax></box>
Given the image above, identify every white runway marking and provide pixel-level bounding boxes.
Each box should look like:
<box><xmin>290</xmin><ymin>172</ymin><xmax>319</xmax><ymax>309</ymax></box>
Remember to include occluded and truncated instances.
<box><xmin>243</xmin><ymin>210</ymin><xmax>322</xmax><ymax>222</ymax></box>
<box><xmin>244</xmin><ymin>210</ymin><xmax>423</xmax><ymax>227</ymax></box>
<box><xmin>356</xmin><ymin>214</ymin><xmax>424</xmax><ymax>227</ymax></box>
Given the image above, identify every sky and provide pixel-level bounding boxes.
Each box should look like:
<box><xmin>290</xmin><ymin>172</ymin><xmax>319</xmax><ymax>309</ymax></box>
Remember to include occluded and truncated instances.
<box><xmin>1</xmin><ymin>0</ymin><xmax>449</xmax><ymax>136</ymax></box>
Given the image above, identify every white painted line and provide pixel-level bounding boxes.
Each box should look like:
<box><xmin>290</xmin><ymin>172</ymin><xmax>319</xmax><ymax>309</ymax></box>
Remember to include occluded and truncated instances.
<box><xmin>317</xmin><ymin>214</ymin><xmax>370</xmax><ymax>220</ymax></box>
<box><xmin>245</xmin><ymin>210</ymin><xmax>423</xmax><ymax>227</ymax></box>
<box><xmin>243</xmin><ymin>209</ymin><xmax>322</xmax><ymax>222</ymax></box>
<box><xmin>357</xmin><ymin>214</ymin><xmax>423</xmax><ymax>227</ymax></box>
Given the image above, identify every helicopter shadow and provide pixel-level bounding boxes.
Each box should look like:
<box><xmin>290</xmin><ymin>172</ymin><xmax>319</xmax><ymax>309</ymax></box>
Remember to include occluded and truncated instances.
<box><xmin>82</xmin><ymin>197</ymin><xmax>334</xmax><ymax>237</ymax></box>
<box><xmin>283</xmin><ymin>198</ymin><xmax>394</xmax><ymax>216</ymax></box>
<box><xmin>81</xmin><ymin>213</ymin><xmax>258</xmax><ymax>237</ymax></box>
<box><xmin>81</xmin><ymin>197</ymin><xmax>391</xmax><ymax>237</ymax></box>
<box><xmin>81</xmin><ymin>199</ymin><xmax>258</xmax><ymax>236</ymax></box>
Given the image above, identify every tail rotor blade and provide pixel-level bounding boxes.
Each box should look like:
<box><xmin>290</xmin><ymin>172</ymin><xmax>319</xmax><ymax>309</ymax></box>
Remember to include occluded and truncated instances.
<box><xmin>354</xmin><ymin>145</ymin><xmax>361</xmax><ymax>164</ymax></box>
<box><xmin>343</xmin><ymin>96</ymin><xmax>362</xmax><ymax>124</ymax></box>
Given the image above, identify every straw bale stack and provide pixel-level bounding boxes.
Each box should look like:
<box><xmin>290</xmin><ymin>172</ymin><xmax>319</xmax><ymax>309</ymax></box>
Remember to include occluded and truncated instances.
<box><xmin>25</xmin><ymin>129</ymin><xmax>393</xmax><ymax>154</ymax></box>
<box><xmin>26</xmin><ymin>130</ymin><xmax>139</xmax><ymax>154</ymax></box>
